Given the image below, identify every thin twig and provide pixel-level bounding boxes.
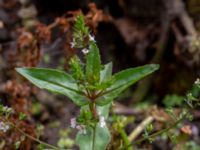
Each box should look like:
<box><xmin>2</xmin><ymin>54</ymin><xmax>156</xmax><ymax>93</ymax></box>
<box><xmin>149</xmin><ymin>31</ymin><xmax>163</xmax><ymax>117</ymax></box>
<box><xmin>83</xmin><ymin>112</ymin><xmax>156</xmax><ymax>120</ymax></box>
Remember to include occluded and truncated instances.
<box><xmin>132</xmin><ymin>111</ymin><xmax>188</xmax><ymax>145</ymax></box>
<box><xmin>118</xmin><ymin>125</ymin><xmax>133</xmax><ymax>150</ymax></box>
<box><xmin>128</xmin><ymin>116</ymin><xmax>154</xmax><ymax>142</ymax></box>
<box><xmin>4</xmin><ymin>119</ymin><xmax>71</xmax><ymax>150</ymax></box>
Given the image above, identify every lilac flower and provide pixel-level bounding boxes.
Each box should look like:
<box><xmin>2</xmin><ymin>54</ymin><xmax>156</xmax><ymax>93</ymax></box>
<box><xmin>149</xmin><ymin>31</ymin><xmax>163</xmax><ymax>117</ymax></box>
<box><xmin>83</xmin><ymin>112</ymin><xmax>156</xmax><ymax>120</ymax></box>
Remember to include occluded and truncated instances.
<box><xmin>70</xmin><ymin>118</ymin><xmax>77</xmax><ymax>128</ymax></box>
<box><xmin>70</xmin><ymin>118</ymin><xmax>86</xmax><ymax>134</ymax></box>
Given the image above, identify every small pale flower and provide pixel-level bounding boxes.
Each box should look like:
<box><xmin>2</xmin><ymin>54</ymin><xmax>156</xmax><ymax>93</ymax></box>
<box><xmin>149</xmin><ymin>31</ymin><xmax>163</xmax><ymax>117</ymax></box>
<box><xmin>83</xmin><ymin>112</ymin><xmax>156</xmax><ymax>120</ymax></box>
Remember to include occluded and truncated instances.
<box><xmin>4</xmin><ymin>125</ymin><xmax>9</xmax><ymax>132</ymax></box>
<box><xmin>99</xmin><ymin>116</ymin><xmax>106</xmax><ymax>128</ymax></box>
<box><xmin>89</xmin><ymin>34</ymin><xmax>95</xmax><ymax>42</ymax></box>
<box><xmin>97</xmin><ymin>111</ymin><xmax>101</xmax><ymax>116</ymax></box>
<box><xmin>195</xmin><ymin>78</ymin><xmax>200</xmax><ymax>85</ymax></box>
<box><xmin>70</xmin><ymin>40</ymin><xmax>75</xmax><ymax>48</ymax></box>
<box><xmin>81</xmin><ymin>129</ymin><xmax>87</xmax><ymax>134</ymax></box>
<box><xmin>70</xmin><ymin>118</ymin><xmax>77</xmax><ymax>128</ymax></box>
<box><xmin>70</xmin><ymin>42</ymin><xmax>75</xmax><ymax>48</ymax></box>
<box><xmin>70</xmin><ymin>117</ymin><xmax>86</xmax><ymax>134</ymax></box>
<box><xmin>3</xmin><ymin>106</ymin><xmax>14</xmax><ymax>114</ymax></box>
<box><xmin>81</xmin><ymin>48</ymin><xmax>89</xmax><ymax>54</ymax></box>
<box><xmin>76</xmin><ymin>125</ymin><xmax>86</xmax><ymax>134</ymax></box>
<box><xmin>79</xmin><ymin>128</ymin><xmax>86</xmax><ymax>134</ymax></box>
<box><xmin>3</xmin><ymin>106</ymin><xmax>8</xmax><ymax>111</ymax></box>
<box><xmin>0</xmin><ymin>121</ymin><xmax>9</xmax><ymax>132</ymax></box>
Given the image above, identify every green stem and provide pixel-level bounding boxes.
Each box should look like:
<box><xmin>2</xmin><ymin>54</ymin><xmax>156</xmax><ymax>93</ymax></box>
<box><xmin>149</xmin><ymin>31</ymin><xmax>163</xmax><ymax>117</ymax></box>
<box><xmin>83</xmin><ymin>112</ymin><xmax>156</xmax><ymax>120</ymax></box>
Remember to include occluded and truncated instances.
<box><xmin>118</xmin><ymin>126</ymin><xmax>133</xmax><ymax>150</ymax></box>
<box><xmin>92</xmin><ymin>124</ymin><xmax>97</xmax><ymax>150</ymax></box>
<box><xmin>5</xmin><ymin>120</ymin><xmax>64</xmax><ymax>150</ymax></box>
<box><xmin>89</xmin><ymin>100</ymin><xmax>98</xmax><ymax>150</ymax></box>
<box><xmin>132</xmin><ymin>111</ymin><xmax>188</xmax><ymax>145</ymax></box>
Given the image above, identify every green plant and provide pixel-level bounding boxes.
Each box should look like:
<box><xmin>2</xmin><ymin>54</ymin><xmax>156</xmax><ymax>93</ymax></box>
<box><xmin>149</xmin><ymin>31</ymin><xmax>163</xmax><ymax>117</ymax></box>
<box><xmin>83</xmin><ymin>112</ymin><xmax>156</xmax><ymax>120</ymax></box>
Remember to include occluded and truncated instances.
<box><xmin>16</xmin><ymin>14</ymin><xmax>159</xmax><ymax>150</ymax></box>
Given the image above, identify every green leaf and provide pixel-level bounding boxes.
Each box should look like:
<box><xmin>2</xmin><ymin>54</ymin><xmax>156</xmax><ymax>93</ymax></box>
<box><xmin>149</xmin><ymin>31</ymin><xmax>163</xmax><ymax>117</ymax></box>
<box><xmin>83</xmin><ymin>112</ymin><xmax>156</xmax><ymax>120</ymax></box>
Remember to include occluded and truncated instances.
<box><xmin>97</xmin><ymin>62</ymin><xmax>113</xmax><ymax>118</ymax></box>
<box><xmin>100</xmin><ymin>62</ymin><xmax>112</xmax><ymax>83</ymax></box>
<box><xmin>96</xmin><ymin>64</ymin><xmax>159</xmax><ymax>105</ymax></box>
<box><xmin>86</xmin><ymin>41</ymin><xmax>101</xmax><ymax>84</ymax></box>
<box><xmin>19</xmin><ymin>112</ymin><xmax>27</xmax><ymax>121</ymax></box>
<box><xmin>97</xmin><ymin>104</ymin><xmax>110</xmax><ymax>119</ymax></box>
<box><xmin>16</xmin><ymin>68</ymin><xmax>89</xmax><ymax>106</ymax></box>
<box><xmin>76</xmin><ymin>125</ymin><xmax>111</xmax><ymax>150</ymax></box>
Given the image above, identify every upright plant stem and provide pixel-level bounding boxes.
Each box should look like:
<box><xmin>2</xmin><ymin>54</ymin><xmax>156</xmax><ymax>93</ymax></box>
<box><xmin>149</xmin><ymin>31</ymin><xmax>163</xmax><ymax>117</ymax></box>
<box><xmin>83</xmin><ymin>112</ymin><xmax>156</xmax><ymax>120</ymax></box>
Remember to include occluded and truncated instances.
<box><xmin>92</xmin><ymin>124</ymin><xmax>97</xmax><ymax>150</ymax></box>
<box><xmin>90</xmin><ymin>101</ymin><xmax>97</xmax><ymax>150</ymax></box>
<box><xmin>90</xmin><ymin>102</ymin><xmax>97</xmax><ymax>119</ymax></box>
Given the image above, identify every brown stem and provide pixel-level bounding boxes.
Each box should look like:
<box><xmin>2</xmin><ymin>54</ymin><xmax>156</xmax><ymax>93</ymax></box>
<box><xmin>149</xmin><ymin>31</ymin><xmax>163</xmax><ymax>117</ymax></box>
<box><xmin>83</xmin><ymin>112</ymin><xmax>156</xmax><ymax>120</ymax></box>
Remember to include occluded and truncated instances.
<box><xmin>90</xmin><ymin>102</ymin><xmax>97</xmax><ymax>119</ymax></box>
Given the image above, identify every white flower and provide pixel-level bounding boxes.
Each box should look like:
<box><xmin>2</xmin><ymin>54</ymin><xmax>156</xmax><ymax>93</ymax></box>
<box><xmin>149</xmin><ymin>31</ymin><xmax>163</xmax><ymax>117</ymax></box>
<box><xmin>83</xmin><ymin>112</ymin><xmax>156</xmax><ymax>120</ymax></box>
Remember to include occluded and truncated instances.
<box><xmin>3</xmin><ymin>106</ymin><xmax>8</xmax><ymax>111</ymax></box>
<box><xmin>70</xmin><ymin>39</ymin><xmax>76</xmax><ymax>48</ymax></box>
<box><xmin>81</xmin><ymin>48</ymin><xmax>89</xmax><ymax>54</ymax></box>
<box><xmin>70</xmin><ymin>118</ymin><xmax>77</xmax><ymax>128</ymax></box>
<box><xmin>81</xmin><ymin>129</ymin><xmax>87</xmax><ymax>134</ymax></box>
<box><xmin>70</xmin><ymin>42</ymin><xmax>75</xmax><ymax>48</ymax></box>
<box><xmin>89</xmin><ymin>34</ymin><xmax>95</xmax><ymax>42</ymax></box>
<box><xmin>3</xmin><ymin>106</ymin><xmax>14</xmax><ymax>114</ymax></box>
<box><xmin>0</xmin><ymin>121</ymin><xmax>9</xmax><ymax>132</ymax></box>
<box><xmin>99</xmin><ymin>116</ymin><xmax>106</xmax><ymax>128</ymax></box>
<box><xmin>70</xmin><ymin>118</ymin><xmax>86</xmax><ymax>134</ymax></box>
<box><xmin>195</xmin><ymin>78</ymin><xmax>200</xmax><ymax>85</ymax></box>
<box><xmin>97</xmin><ymin>111</ymin><xmax>101</xmax><ymax>115</ymax></box>
<box><xmin>76</xmin><ymin>125</ymin><xmax>86</xmax><ymax>134</ymax></box>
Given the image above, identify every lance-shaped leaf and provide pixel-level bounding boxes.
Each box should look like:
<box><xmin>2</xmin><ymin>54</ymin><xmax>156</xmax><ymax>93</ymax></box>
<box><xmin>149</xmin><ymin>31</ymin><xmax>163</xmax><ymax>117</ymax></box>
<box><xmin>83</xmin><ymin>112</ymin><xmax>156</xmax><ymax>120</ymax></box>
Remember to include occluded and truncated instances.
<box><xmin>86</xmin><ymin>41</ymin><xmax>101</xmax><ymax>84</ymax></box>
<box><xmin>76</xmin><ymin>125</ymin><xmax>111</xmax><ymax>150</ymax></box>
<box><xmin>96</xmin><ymin>64</ymin><xmax>159</xmax><ymax>106</ymax></box>
<box><xmin>16</xmin><ymin>68</ymin><xmax>89</xmax><ymax>106</ymax></box>
<box><xmin>100</xmin><ymin>62</ymin><xmax>112</xmax><ymax>83</ymax></box>
<box><xmin>97</xmin><ymin>62</ymin><xmax>113</xmax><ymax>118</ymax></box>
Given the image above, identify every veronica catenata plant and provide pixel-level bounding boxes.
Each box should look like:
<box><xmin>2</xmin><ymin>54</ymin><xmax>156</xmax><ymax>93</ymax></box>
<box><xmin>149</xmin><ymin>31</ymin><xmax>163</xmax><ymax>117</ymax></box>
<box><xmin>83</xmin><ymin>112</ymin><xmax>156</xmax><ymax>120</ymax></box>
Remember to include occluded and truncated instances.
<box><xmin>16</xmin><ymin>14</ymin><xmax>159</xmax><ymax>150</ymax></box>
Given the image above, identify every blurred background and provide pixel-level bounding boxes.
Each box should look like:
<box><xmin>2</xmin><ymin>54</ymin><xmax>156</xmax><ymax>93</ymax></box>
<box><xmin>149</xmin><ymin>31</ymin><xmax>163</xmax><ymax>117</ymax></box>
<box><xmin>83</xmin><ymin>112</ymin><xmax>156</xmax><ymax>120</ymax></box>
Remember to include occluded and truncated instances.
<box><xmin>0</xmin><ymin>0</ymin><xmax>200</xmax><ymax>149</ymax></box>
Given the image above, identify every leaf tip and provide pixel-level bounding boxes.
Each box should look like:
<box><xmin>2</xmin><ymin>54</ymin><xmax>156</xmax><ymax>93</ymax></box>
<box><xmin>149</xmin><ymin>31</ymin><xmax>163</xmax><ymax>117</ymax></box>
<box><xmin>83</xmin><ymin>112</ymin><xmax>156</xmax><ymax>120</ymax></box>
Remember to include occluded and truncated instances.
<box><xmin>15</xmin><ymin>68</ymin><xmax>23</xmax><ymax>73</ymax></box>
<box><xmin>16</xmin><ymin>67</ymin><xmax>28</xmax><ymax>73</ymax></box>
<box><xmin>149</xmin><ymin>64</ymin><xmax>160</xmax><ymax>71</ymax></box>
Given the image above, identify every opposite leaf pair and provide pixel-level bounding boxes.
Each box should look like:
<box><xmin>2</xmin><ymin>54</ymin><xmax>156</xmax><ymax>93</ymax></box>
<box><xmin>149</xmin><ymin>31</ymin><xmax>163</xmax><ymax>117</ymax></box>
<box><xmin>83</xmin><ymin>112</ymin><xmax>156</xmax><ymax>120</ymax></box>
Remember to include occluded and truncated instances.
<box><xmin>16</xmin><ymin>14</ymin><xmax>159</xmax><ymax>150</ymax></box>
